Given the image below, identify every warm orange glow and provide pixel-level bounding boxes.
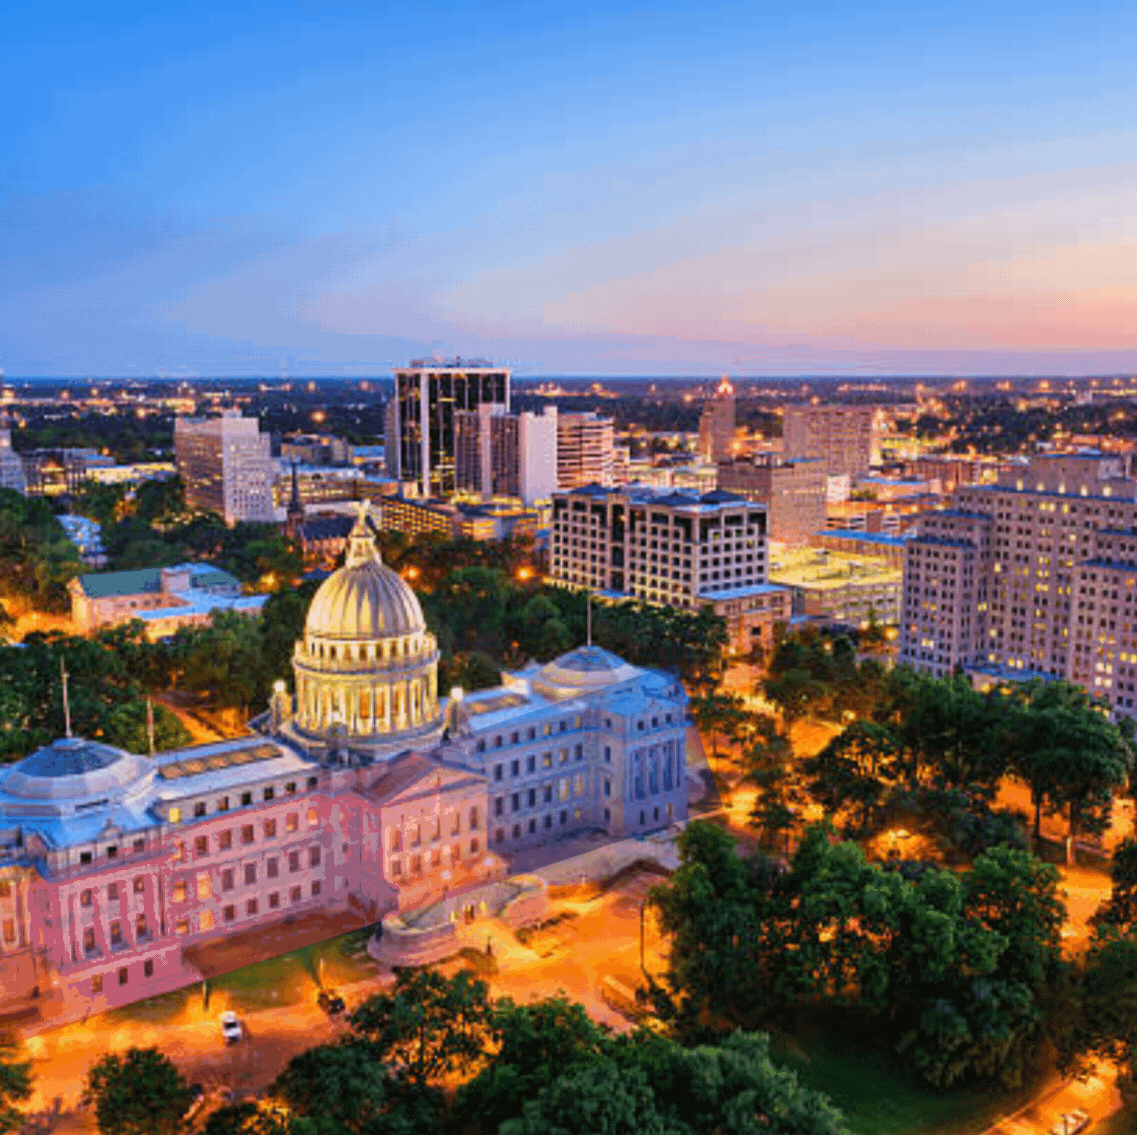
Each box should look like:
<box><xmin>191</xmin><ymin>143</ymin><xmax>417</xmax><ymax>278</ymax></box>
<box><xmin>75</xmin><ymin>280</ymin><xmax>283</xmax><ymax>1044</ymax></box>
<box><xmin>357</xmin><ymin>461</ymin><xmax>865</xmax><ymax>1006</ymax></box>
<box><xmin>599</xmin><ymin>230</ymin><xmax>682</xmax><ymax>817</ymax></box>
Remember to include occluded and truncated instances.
<box><xmin>516</xmin><ymin>566</ymin><xmax>534</xmax><ymax>582</ymax></box>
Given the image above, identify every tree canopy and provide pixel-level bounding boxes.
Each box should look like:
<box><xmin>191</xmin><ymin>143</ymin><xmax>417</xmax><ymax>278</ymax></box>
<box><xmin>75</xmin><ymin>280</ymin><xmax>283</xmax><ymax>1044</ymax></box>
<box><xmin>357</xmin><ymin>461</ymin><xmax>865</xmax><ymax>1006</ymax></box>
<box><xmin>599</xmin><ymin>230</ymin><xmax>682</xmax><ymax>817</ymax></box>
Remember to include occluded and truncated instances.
<box><xmin>83</xmin><ymin>1047</ymin><xmax>194</xmax><ymax>1135</ymax></box>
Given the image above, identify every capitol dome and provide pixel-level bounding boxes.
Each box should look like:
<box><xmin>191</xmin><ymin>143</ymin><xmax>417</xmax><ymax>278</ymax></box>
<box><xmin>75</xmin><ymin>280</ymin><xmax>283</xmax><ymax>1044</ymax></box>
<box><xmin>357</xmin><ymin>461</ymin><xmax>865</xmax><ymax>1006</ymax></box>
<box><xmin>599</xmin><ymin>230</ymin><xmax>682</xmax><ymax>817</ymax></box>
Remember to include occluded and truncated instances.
<box><xmin>533</xmin><ymin>645</ymin><xmax>642</xmax><ymax>697</ymax></box>
<box><xmin>290</xmin><ymin>505</ymin><xmax>442</xmax><ymax>747</ymax></box>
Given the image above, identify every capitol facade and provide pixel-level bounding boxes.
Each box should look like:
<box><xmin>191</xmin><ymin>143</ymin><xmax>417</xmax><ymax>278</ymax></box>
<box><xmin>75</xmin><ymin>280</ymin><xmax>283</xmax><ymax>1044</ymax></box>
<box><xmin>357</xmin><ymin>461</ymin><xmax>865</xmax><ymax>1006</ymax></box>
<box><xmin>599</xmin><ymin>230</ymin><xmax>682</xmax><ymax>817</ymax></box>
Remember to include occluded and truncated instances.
<box><xmin>0</xmin><ymin>508</ymin><xmax>689</xmax><ymax>1023</ymax></box>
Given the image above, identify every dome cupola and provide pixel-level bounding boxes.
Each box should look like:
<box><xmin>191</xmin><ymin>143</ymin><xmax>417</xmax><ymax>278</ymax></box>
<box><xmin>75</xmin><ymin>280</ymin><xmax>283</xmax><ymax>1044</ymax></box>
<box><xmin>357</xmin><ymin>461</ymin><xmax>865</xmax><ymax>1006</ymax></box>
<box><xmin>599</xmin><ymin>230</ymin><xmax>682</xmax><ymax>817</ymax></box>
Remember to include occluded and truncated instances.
<box><xmin>289</xmin><ymin>503</ymin><xmax>442</xmax><ymax>748</ymax></box>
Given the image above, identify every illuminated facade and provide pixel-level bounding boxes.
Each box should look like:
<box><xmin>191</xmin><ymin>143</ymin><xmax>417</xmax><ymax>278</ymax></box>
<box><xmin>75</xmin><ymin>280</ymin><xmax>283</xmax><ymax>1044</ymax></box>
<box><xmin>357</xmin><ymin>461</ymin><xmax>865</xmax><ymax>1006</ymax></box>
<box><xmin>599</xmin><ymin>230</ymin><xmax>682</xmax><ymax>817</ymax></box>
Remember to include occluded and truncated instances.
<box><xmin>0</xmin><ymin>507</ymin><xmax>687</xmax><ymax>1024</ymax></box>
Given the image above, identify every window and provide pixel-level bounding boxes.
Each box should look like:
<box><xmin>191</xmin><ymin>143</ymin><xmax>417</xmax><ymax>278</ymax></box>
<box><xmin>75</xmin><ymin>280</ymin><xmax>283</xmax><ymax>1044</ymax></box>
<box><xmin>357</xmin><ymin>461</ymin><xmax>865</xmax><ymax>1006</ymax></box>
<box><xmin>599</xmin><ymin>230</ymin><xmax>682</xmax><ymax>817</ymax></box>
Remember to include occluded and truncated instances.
<box><xmin>107</xmin><ymin>845</ymin><xmax>117</xmax><ymax>859</ymax></box>
<box><xmin>495</xmin><ymin>828</ymin><xmax>505</xmax><ymax>844</ymax></box>
<box><xmin>194</xmin><ymin>802</ymin><xmax>207</xmax><ymax>818</ymax></box>
<box><xmin>526</xmin><ymin>755</ymin><xmax>535</xmax><ymax>773</ymax></box>
<box><xmin>307</xmin><ymin>776</ymin><xmax>318</xmax><ymax>789</ymax></box>
<box><xmin>510</xmin><ymin>759</ymin><xmax>520</xmax><ymax>776</ymax></box>
<box><xmin>285</xmin><ymin>781</ymin><xmax>297</xmax><ymax>794</ymax></box>
<box><xmin>118</xmin><ymin>967</ymin><xmax>128</xmax><ymax>986</ymax></box>
<box><xmin>173</xmin><ymin>881</ymin><xmax>187</xmax><ymax>903</ymax></box>
<box><xmin>143</xmin><ymin>959</ymin><xmax>154</xmax><ymax>978</ymax></box>
<box><xmin>133</xmin><ymin>876</ymin><xmax>145</xmax><ymax>895</ymax></box>
<box><xmin>269</xmin><ymin>891</ymin><xmax>280</xmax><ymax>909</ymax></box>
<box><xmin>542</xmin><ymin>753</ymin><xmax>552</xmax><ymax>768</ymax></box>
<box><xmin>309</xmin><ymin>846</ymin><xmax>320</xmax><ymax>867</ymax></box>
<box><xmin>175</xmin><ymin>842</ymin><xmax>185</xmax><ymax>862</ymax></box>
<box><xmin>219</xmin><ymin>830</ymin><xmax>232</xmax><ymax>850</ymax></box>
<box><xmin>264</xmin><ymin>819</ymin><xmax>277</xmax><ymax>839</ymax></box>
<box><xmin>267</xmin><ymin>857</ymin><xmax>279</xmax><ymax>879</ymax></box>
<box><xmin>290</xmin><ymin>886</ymin><xmax>302</xmax><ymax>902</ymax></box>
<box><xmin>168</xmin><ymin>807</ymin><xmax>181</xmax><ymax>823</ymax></box>
<box><xmin>574</xmin><ymin>744</ymin><xmax>583</xmax><ymax>761</ymax></box>
<box><xmin>494</xmin><ymin>763</ymin><xmax>503</xmax><ymax>781</ymax></box>
<box><xmin>263</xmin><ymin>787</ymin><xmax>275</xmax><ymax>802</ymax></box>
<box><xmin>107</xmin><ymin>882</ymin><xmax>119</xmax><ymax>901</ymax></box>
<box><xmin>197</xmin><ymin>874</ymin><xmax>212</xmax><ymax>900</ymax></box>
<box><xmin>241</xmin><ymin>825</ymin><xmax>255</xmax><ymax>845</ymax></box>
<box><xmin>244</xmin><ymin>864</ymin><xmax>257</xmax><ymax>886</ymax></box>
<box><xmin>310</xmin><ymin>880</ymin><xmax>322</xmax><ymax>898</ymax></box>
<box><xmin>83</xmin><ymin>928</ymin><xmax>96</xmax><ymax>953</ymax></box>
<box><xmin>241</xmin><ymin>792</ymin><xmax>252</xmax><ymax>807</ymax></box>
<box><xmin>307</xmin><ymin>808</ymin><xmax>317</xmax><ymax>829</ymax></box>
<box><xmin>201</xmin><ymin>909</ymin><xmax>214</xmax><ymax>931</ymax></box>
<box><xmin>221</xmin><ymin>869</ymin><xmax>234</xmax><ymax>892</ymax></box>
<box><xmin>218</xmin><ymin>796</ymin><xmax>230</xmax><ymax>812</ymax></box>
<box><xmin>91</xmin><ymin>974</ymin><xmax>103</xmax><ymax>994</ymax></box>
<box><xmin>195</xmin><ymin>836</ymin><xmax>208</xmax><ymax>856</ymax></box>
<box><xmin>135</xmin><ymin>913</ymin><xmax>148</xmax><ymax>939</ymax></box>
<box><xmin>470</xmin><ymin>838</ymin><xmax>479</xmax><ymax>855</ymax></box>
<box><xmin>511</xmin><ymin>824</ymin><xmax>521</xmax><ymax>840</ymax></box>
<box><xmin>286</xmin><ymin>813</ymin><xmax>299</xmax><ymax>833</ymax></box>
<box><xmin>132</xmin><ymin>838</ymin><xmax>145</xmax><ymax>852</ymax></box>
<box><xmin>468</xmin><ymin>806</ymin><xmax>479</xmax><ymax>830</ymax></box>
<box><xmin>511</xmin><ymin>793</ymin><xmax>520</xmax><ymax>812</ymax></box>
<box><xmin>223</xmin><ymin>905</ymin><xmax>236</xmax><ymax>922</ymax></box>
<box><xmin>289</xmin><ymin>852</ymin><xmax>300</xmax><ymax>873</ymax></box>
<box><xmin>246</xmin><ymin>898</ymin><xmax>258</xmax><ymax>916</ymax></box>
<box><xmin>2</xmin><ymin>919</ymin><xmax>15</xmax><ymax>944</ymax></box>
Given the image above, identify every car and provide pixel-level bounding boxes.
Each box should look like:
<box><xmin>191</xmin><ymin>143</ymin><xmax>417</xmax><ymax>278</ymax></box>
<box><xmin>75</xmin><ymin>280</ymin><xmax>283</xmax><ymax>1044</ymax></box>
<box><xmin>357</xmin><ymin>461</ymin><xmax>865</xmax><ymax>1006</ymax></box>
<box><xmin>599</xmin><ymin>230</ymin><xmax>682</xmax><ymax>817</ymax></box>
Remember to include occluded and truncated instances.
<box><xmin>317</xmin><ymin>990</ymin><xmax>346</xmax><ymax>1015</ymax></box>
<box><xmin>1049</xmin><ymin>1110</ymin><xmax>1091</xmax><ymax>1135</ymax></box>
<box><xmin>220</xmin><ymin>1011</ymin><xmax>242</xmax><ymax>1045</ymax></box>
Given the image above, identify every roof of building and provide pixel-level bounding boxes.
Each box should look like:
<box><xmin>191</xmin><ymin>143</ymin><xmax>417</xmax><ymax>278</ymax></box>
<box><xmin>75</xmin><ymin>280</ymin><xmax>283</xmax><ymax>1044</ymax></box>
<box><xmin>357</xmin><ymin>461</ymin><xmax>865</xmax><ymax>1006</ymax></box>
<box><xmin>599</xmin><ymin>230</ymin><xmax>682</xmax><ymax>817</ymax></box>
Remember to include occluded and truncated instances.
<box><xmin>76</xmin><ymin>563</ymin><xmax>241</xmax><ymax>600</ymax></box>
<box><xmin>820</xmin><ymin>529</ymin><xmax>909</xmax><ymax>547</ymax></box>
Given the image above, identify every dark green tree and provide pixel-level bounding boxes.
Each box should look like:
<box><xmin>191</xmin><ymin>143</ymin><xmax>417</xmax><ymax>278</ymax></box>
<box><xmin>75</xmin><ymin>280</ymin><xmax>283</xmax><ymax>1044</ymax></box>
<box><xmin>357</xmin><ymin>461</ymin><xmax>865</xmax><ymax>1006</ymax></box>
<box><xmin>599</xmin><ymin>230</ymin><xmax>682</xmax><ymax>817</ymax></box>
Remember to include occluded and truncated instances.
<box><xmin>83</xmin><ymin>1047</ymin><xmax>194</xmax><ymax>1135</ymax></box>
<box><xmin>0</xmin><ymin>1036</ymin><xmax>31</xmax><ymax>1135</ymax></box>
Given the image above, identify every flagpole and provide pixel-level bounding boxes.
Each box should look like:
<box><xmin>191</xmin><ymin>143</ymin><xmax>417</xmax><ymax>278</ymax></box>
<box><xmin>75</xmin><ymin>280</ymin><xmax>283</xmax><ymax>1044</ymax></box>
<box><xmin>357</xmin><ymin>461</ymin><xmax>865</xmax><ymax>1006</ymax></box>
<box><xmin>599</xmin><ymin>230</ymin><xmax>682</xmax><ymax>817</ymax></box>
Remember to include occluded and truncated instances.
<box><xmin>60</xmin><ymin>657</ymin><xmax>72</xmax><ymax>739</ymax></box>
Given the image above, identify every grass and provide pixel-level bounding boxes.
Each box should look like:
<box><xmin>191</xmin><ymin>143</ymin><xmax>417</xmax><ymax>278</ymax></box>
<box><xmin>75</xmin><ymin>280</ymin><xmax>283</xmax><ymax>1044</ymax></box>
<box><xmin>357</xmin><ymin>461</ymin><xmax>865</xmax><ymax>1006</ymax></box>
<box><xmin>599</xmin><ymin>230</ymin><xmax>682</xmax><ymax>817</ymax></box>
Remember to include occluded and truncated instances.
<box><xmin>107</xmin><ymin>928</ymin><xmax>381</xmax><ymax>1021</ymax></box>
<box><xmin>769</xmin><ymin>1017</ymin><xmax>1040</xmax><ymax>1135</ymax></box>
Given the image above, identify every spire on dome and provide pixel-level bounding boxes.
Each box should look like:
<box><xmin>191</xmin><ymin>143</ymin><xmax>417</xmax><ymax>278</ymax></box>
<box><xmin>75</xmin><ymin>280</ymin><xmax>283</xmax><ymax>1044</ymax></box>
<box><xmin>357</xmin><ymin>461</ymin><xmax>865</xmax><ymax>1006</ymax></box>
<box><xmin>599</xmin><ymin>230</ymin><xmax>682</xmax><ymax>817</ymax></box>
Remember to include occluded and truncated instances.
<box><xmin>344</xmin><ymin>500</ymin><xmax>381</xmax><ymax>568</ymax></box>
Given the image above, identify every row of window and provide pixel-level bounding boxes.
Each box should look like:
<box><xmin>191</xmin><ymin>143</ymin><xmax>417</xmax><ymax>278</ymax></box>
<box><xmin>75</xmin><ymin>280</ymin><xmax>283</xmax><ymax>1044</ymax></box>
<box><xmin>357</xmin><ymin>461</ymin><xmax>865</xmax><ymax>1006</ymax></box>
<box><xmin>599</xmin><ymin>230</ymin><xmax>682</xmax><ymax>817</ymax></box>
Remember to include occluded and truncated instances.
<box><xmin>167</xmin><ymin>780</ymin><xmax>318</xmax><ymax>824</ymax></box>
<box><xmin>174</xmin><ymin>809</ymin><xmax>318</xmax><ymax>859</ymax></box>
<box><xmin>474</xmin><ymin>717</ymin><xmax>584</xmax><ymax>752</ymax></box>
<box><xmin>389</xmin><ymin>840</ymin><xmax>477</xmax><ymax>876</ymax></box>
<box><xmin>90</xmin><ymin>959</ymin><xmax>154</xmax><ymax>993</ymax></box>
<box><xmin>390</xmin><ymin>811</ymin><xmax>474</xmax><ymax>850</ymax></box>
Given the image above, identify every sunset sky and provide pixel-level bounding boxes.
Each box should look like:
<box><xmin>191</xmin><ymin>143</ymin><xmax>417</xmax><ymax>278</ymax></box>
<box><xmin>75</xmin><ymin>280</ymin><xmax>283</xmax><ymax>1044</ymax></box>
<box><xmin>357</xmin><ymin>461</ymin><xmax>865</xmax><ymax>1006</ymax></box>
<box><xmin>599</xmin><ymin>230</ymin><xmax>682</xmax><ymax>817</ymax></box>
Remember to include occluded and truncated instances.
<box><xmin>4</xmin><ymin>2</ymin><xmax>1137</xmax><ymax>376</ymax></box>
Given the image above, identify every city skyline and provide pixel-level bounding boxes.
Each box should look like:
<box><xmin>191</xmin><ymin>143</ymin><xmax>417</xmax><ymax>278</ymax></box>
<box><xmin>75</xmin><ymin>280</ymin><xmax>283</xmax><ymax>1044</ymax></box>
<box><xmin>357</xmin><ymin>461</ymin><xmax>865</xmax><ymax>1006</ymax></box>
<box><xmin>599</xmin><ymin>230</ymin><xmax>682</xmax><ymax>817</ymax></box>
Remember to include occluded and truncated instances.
<box><xmin>4</xmin><ymin>3</ymin><xmax>1137</xmax><ymax>376</ymax></box>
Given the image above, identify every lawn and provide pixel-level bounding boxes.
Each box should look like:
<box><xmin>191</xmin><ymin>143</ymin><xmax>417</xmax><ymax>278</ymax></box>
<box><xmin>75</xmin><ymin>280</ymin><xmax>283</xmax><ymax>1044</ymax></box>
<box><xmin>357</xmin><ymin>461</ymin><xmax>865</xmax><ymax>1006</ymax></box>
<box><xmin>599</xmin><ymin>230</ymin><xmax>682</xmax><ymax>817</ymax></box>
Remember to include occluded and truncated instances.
<box><xmin>107</xmin><ymin>928</ymin><xmax>380</xmax><ymax>1021</ymax></box>
<box><xmin>770</xmin><ymin>1017</ymin><xmax>1041</xmax><ymax>1135</ymax></box>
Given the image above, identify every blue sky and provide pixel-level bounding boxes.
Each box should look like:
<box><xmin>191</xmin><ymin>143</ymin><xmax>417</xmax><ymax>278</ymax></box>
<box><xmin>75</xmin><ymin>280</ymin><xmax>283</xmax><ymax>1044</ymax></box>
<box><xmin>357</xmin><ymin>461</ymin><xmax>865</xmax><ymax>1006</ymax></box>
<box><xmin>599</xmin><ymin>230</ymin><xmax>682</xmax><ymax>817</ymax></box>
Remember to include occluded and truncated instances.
<box><xmin>4</xmin><ymin>1</ymin><xmax>1137</xmax><ymax>376</ymax></box>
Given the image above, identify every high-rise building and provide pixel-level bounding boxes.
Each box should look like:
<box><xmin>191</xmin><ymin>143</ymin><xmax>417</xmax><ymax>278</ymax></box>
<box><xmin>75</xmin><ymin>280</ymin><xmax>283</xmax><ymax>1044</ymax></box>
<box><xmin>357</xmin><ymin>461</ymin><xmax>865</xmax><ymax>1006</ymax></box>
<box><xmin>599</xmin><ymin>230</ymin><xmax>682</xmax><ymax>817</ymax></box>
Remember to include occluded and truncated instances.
<box><xmin>0</xmin><ymin>419</ymin><xmax>26</xmax><ymax>494</ymax></box>
<box><xmin>387</xmin><ymin>361</ymin><xmax>510</xmax><ymax>499</ymax></box>
<box><xmin>549</xmin><ymin>485</ymin><xmax>790</xmax><ymax>655</ymax></box>
<box><xmin>557</xmin><ymin>412</ymin><xmax>614</xmax><ymax>489</ymax></box>
<box><xmin>174</xmin><ymin>413</ymin><xmax>275</xmax><ymax>524</ymax></box>
<box><xmin>716</xmin><ymin>455</ymin><xmax>826</xmax><ymax>546</ymax></box>
<box><xmin>899</xmin><ymin>451</ymin><xmax>1137</xmax><ymax>716</ymax></box>
<box><xmin>698</xmin><ymin>377</ymin><xmax>736</xmax><ymax>463</ymax></box>
<box><xmin>518</xmin><ymin>407</ymin><xmax>558</xmax><ymax>505</ymax></box>
<box><xmin>782</xmin><ymin>403</ymin><xmax>877</xmax><ymax>476</ymax></box>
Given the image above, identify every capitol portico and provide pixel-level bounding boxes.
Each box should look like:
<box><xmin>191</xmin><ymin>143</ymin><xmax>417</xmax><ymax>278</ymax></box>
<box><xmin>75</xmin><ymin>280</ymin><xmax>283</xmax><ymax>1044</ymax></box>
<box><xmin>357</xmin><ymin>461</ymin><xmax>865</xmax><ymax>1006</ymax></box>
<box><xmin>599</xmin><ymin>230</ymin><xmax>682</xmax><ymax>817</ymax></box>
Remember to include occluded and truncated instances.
<box><xmin>0</xmin><ymin>505</ymin><xmax>689</xmax><ymax>1025</ymax></box>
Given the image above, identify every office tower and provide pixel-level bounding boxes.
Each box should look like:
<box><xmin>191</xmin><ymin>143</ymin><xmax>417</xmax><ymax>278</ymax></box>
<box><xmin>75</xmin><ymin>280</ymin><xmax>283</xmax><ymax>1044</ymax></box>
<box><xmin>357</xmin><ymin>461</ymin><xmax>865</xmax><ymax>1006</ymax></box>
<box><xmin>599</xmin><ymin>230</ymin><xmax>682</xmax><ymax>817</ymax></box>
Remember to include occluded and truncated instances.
<box><xmin>557</xmin><ymin>412</ymin><xmax>615</xmax><ymax>489</ymax></box>
<box><xmin>716</xmin><ymin>454</ymin><xmax>827</xmax><ymax>546</ymax></box>
<box><xmin>782</xmin><ymin>403</ymin><xmax>877</xmax><ymax>476</ymax></box>
<box><xmin>698</xmin><ymin>376</ymin><xmax>736</xmax><ymax>463</ymax></box>
<box><xmin>174</xmin><ymin>413</ymin><xmax>275</xmax><ymax>524</ymax></box>
<box><xmin>899</xmin><ymin>451</ymin><xmax>1137</xmax><ymax>716</ymax></box>
<box><xmin>454</xmin><ymin>403</ymin><xmax>518</xmax><ymax>500</ymax></box>
<box><xmin>549</xmin><ymin>485</ymin><xmax>789</xmax><ymax>655</ymax></box>
<box><xmin>388</xmin><ymin>360</ymin><xmax>510</xmax><ymax>499</ymax></box>
<box><xmin>518</xmin><ymin>406</ymin><xmax>558</xmax><ymax>505</ymax></box>
<box><xmin>0</xmin><ymin>419</ymin><xmax>26</xmax><ymax>494</ymax></box>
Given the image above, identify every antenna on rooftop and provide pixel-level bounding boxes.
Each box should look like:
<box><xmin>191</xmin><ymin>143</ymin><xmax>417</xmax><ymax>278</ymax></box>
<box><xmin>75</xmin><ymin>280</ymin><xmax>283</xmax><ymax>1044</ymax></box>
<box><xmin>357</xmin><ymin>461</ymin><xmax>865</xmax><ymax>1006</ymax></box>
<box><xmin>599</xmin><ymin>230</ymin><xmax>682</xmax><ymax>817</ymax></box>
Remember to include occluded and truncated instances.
<box><xmin>60</xmin><ymin>657</ymin><xmax>72</xmax><ymax>739</ymax></box>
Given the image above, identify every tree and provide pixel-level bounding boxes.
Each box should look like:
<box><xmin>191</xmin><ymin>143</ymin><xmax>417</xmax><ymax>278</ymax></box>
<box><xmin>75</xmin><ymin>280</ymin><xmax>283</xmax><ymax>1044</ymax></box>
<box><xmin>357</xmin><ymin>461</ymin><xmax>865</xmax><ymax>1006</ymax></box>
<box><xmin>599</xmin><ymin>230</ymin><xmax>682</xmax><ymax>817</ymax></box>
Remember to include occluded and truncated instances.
<box><xmin>1075</xmin><ymin>929</ymin><xmax>1137</xmax><ymax>1084</ymax></box>
<box><xmin>1096</xmin><ymin>836</ymin><xmax>1137</xmax><ymax>930</ymax></box>
<box><xmin>452</xmin><ymin>996</ymin><xmax>613</xmax><ymax>1134</ymax></box>
<box><xmin>688</xmin><ymin>692</ymin><xmax>749</xmax><ymax>759</ymax></box>
<box><xmin>269</xmin><ymin>1041</ymin><xmax>433</xmax><ymax>1135</ymax></box>
<box><xmin>203</xmin><ymin>1102</ymin><xmax>301</xmax><ymax>1135</ymax></box>
<box><xmin>0</xmin><ymin>488</ymin><xmax>83</xmax><ymax>611</ymax></box>
<box><xmin>83</xmin><ymin>1047</ymin><xmax>194</xmax><ymax>1135</ymax></box>
<box><xmin>347</xmin><ymin>969</ymin><xmax>493</xmax><ymax>1089</ymax></box>
<box><xmin>0</xmin><ymin>1036</ymin><xmax>31</xmax><ymax>1135</ymax></box>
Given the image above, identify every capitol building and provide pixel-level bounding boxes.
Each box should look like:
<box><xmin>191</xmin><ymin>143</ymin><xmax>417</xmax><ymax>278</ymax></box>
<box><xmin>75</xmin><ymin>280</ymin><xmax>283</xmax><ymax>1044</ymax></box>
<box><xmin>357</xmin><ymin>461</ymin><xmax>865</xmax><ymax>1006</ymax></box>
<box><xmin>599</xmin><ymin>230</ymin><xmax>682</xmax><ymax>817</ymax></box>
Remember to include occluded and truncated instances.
<box><xmin>0</xmin><ymin>508</ymin><xmax>689</xmax><ymax>1021</ymax></box>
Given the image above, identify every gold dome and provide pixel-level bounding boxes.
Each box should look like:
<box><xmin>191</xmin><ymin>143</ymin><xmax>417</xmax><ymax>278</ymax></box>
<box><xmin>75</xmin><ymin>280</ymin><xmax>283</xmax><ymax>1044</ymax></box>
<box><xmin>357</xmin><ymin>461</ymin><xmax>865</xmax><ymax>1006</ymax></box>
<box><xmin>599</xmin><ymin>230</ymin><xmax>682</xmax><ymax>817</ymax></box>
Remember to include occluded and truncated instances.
<box><xmin>305</xmin><ymin>511</ymin><xmax>424</xmax><ymax>640</ymax></box>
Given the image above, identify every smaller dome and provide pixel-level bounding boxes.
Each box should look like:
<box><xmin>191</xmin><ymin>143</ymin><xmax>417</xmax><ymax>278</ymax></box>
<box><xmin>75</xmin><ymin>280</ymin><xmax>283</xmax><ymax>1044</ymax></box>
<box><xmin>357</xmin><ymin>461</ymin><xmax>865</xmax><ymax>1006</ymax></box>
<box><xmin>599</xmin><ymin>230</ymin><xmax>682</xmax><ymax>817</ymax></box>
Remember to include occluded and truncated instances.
<box><xmin>534</xmin><ymin>646</ymin><xmax>641</xmax><ymax>694</ymax></box>
<box><xmin>1</xmin><ymin>738</ymin><xmax>149</xmax><ymax>802</ymax></box>
<box><xmin>304</xmin><ymin>505</ymin><xmax>426</xmax><ymax>640</ymax></box>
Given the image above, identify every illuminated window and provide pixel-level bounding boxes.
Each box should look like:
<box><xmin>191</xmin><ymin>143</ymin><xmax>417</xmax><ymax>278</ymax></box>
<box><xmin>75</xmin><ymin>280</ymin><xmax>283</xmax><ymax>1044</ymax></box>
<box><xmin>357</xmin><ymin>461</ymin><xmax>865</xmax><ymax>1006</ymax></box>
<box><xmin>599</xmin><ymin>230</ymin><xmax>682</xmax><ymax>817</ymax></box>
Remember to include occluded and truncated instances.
<box><xmin>200</xmin><ymin>909</ymin><xmax>214</xmax><ymax>932</ymax></box>
<box><xmin>168</xmin><ymin>807</ymin><xmax>181</xmax><ymax>823</ymax></box>
<box><xmin>173</xmin><ymin>881</ymin><xmax>187</xmax><ymax>903</ymax></box>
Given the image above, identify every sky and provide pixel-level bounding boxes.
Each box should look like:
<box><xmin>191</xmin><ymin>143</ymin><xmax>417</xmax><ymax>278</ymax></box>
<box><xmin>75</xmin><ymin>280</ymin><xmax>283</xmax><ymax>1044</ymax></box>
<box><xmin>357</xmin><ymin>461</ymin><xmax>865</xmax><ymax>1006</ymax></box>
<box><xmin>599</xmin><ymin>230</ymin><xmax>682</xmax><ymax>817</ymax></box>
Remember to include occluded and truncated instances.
<box><xmin>4</xmin><ymin>1</ymin><xmax>1137</xmax><ymax>377</ymax></box>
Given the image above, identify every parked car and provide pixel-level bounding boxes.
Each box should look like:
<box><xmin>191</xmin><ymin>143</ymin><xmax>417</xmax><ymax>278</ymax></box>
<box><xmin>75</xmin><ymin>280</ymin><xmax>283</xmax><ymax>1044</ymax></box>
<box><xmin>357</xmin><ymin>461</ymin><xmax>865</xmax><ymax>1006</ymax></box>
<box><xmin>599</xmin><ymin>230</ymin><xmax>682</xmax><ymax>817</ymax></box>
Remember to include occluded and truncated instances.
<box><xmin>317</xmin><ymin>990</ymin><xmax>346</xmax><ymax>1015</ymax></box>
<box><xmin>220</xmin><ymin>1011</ymin><xmax>242</xmax><ymax>1045</ymax></box>
<box><xmin>1050</xmin><ymin>1110</ymin><xmax>1091</xmax><ymax>1135</ymax></box>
